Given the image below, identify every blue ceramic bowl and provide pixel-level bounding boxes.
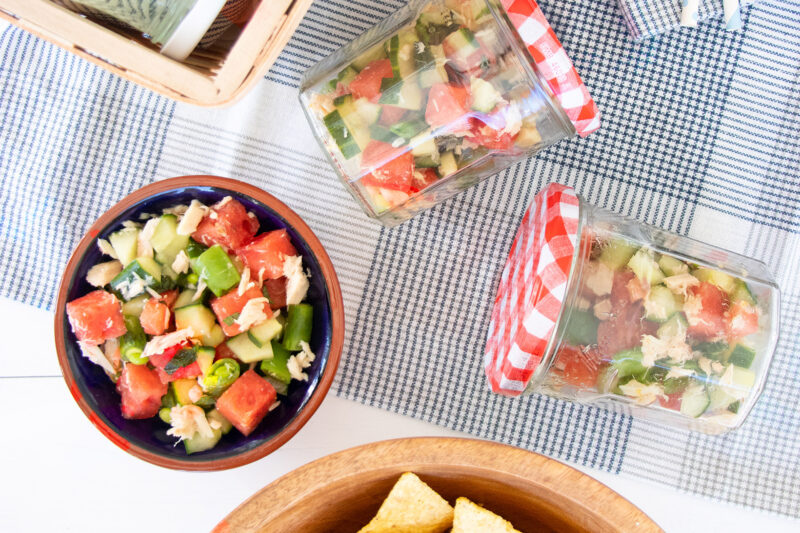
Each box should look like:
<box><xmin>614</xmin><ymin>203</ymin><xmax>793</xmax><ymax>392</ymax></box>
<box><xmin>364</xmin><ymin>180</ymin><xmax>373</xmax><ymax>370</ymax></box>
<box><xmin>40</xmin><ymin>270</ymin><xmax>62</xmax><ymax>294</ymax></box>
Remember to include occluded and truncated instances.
<box><xmin>54</xmin><ymin>176</ymin><xmax>344</xmax><ymax>470</ymax></box>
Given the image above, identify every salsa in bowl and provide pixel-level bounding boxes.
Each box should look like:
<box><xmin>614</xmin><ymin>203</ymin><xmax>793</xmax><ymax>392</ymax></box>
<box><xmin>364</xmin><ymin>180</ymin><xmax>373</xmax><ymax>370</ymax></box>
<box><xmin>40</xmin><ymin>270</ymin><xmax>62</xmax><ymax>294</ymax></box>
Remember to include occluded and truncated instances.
<box><xmin>54</xmin><ymin>176</ymin><xmax>344</xmax><ymax>470</ymax></box>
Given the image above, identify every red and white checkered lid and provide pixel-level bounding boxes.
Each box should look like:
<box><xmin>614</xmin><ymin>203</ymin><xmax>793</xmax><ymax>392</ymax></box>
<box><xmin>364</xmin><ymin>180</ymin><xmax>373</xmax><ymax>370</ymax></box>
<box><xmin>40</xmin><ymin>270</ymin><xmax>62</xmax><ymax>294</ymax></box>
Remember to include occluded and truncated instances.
<box><xmin>484</xmin><ymin>183</ymin><xmax>580</xmax><ymax>396</ymax></box>
<box><xmin>500</xmin><ymin>0</ymin><xmax>601</xmax><ymax>137</ymax></box>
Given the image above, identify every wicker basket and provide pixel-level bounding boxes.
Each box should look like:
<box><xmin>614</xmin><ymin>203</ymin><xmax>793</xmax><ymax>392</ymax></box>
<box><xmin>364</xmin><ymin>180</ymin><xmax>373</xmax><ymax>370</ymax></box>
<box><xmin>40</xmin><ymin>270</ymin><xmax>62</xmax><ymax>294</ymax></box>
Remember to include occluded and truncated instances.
<box><xmin>0</xmin><ymin>0</ymin><xmax>313</xmax><ymax>106</ymax></box>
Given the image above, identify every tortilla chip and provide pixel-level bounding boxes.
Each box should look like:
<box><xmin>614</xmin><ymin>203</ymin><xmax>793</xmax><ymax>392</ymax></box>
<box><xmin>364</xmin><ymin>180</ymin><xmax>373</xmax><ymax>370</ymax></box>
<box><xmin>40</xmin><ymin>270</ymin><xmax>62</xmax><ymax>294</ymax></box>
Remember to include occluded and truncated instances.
<box><xmin>358</xmin><ymin>472</ymin><xmax>454</xmax><ymax>533</ymax></box>
<box><xmin>452</xmin><ymin>497</ymin><xmax>522</xmax><ymax>533</ymax></box>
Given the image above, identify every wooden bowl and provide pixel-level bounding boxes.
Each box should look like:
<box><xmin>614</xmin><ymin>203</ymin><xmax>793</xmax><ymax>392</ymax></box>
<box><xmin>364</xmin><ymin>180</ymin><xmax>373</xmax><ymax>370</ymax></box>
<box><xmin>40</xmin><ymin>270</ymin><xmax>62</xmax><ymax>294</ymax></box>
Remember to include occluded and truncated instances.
<box><xmin>213</xmin><ymin>437</ymin><xmax>662</xmax><ymax>532</ymax></box>
<box><xmin>54</xmin><ymin>176</ymin><xmax>344</xmax><ymax>470</ymax></box>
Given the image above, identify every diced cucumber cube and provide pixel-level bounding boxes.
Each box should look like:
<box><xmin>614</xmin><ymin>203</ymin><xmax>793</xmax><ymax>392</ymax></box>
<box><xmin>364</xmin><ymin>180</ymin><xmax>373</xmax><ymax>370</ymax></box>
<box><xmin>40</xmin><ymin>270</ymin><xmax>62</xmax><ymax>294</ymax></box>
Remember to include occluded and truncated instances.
<box><xmin>414</xmin><ymin>155</ymin><xmax>440</xmax><ymax>168</ymax></box>
<box><xmin>662</xmin><ymin>376</ymin><xmax>689</xmax><ymax>395</ymax></box>
<box><xmin>174</xmin><ymin>289</ymin><xmax>196</xmax><ymax>309</ymax></box>
<box><xmin>680</xmin><ymin>383</ymin><xmax>710</xmax><ymax>418</ymax></box>
<box><xmin>390</xmin><ymin>119</ymin><xmax>428</xmax><ymax>140</ymax></box>
<box><xmin>336</xmin><ymin>66</ymin><xmax>358</xmax><ymax>86</ymax></box>
<box><xmin>628</xmin><ymin>248</ymin><xmax>665</xmax><ymax>286</ymax></box>
<box><xmin>418</xmin><ymin>60</ymin><xmax>448</xmax><ymax>88</ymax></box>
<box><xmin>121</xmin><ymin>294</ymin><xmax>148</xmax><ymax>317</ymax></box>
<box><xmin>386</xmin><ymin>29</ymin><xmax>418</xmax><ymax>79</ymax></box>
<box><xmin>599</xmin><ymin>239</ymin><xmax>638</xmax><ymax>271</ymax></box>
<box><xmin>443</xmin><ymin>27</ymin><xmax>480</xmax><ymax>65</ymax></box>
<box><xmin>108</xmin><ymin>227</ymin><xmax>139</xmax><ymax>267</ymax></box>
<box><xmin>657</xmin><ymin>254</ymin><xmax>688</xmax><ymax>277</ymax></box>
<box><xmin>184</xmin><ymin>425</ymin><xmax>222</xmax><ymax>455</ymax></box>
<box><xmin>365</xmin><ymin>185</ymin><xmax>392</xmax><ymax>214</ymax></box>
<box><xmin>731</xmin><ymin>280</ymin><xmax>756</xmax><ymax>305</ymax></box>
<box><xmin>693</xmin><ymin>267</ymin><xmax>737</xmax><ymax>294</ymax></box>
<box><xmin>109</xmin><ymin>257</ymin><xmax>162</xmax><ymax>300</ymax></box>
<box><xmin>174</xmin><ymin>303</ymin><xmax>218</xmax><ymax>344</ymax></box>
<box><xmin>196</xmin><ymin>346</ymin><xmax>215</xmax><ymax>375</ymax></box>
<box><xmin>694</xmin><ymin>341</ymin><xmax>729</xmax><ymax>361</ymax></box>
<box><xmin>611</xmin><ymin>348</ymin><xmax>646</xmax><ymax>379</ymax></box>
<box><xmin>324</xmin><ymin>109</ymin><xmax>361</xmax><ymax>159</ymax></box>
<box><xmin>470</xmin><ymin>77</ymin><xmax>503</xmax><ymax>112</ymax></box>
<box><xmin>351</xmin><ymin>41</ymin><xmax>387</xmax><ymax>71</ymax></box>
<box><xmin>369</xmin><ymin>123</ymin><xmax>402</xmax><ymax>145</ymax></box>
<box><xmin>644</xmin><ymin>285</ymin><xmax>681</xmax><ymax>322</ymax></box>
<box><xmin>248</xmin><ymin>317</ymin><xmax>283</xmax><ymax>346</ymax></box>
<box><xmin>263</xmin><ymin>374</ymin><xmax>289</xmax><ymax>396</ymax></box>
<box><xmin>378</xmin><ymin>78</ymin><xmax>423</xmax><ymax>110</ymax></box>
<box><xmin>151</xmin><ymin>214</ymin><xmax>189</xmax><ymax>267</ymax></box>
<box><xmin>410</xmin><ymin>131</ymin><xmax>438</xmax><ymax>157</ymax></box>
<box><xmin>227</xmin><ymin>331</ymin><xmax>274</xmax><ymax>363</ymax></box>
<box><xmin>171</xmin><ymin>379</ymin><xmax>197</xmax><ymax>406</ymax></box>
<box><xmin>732</xmin><ymin>365</ymin><xmax>756</xmax><ymax>388</ymax></box>
<box><xmin>708</xmin><ymin>385</ymin><xmax>738</xmax><ymax>412</ymax></box>
<box><xmin>385</xmin><ymin>34</ymin><xmax>401</xmax><ymax>78</ymax></box>
<box><xmin>657</xmin><ymin>313</ymin><xmax>688</xmax><ymax>339</ymax></box>
<box><xmin>355</xmin><ymin>98</ymin><xmax>382</xmax><ymax>125</ymax></box>
<box><xmin>204</xmin><ymin>324</ymin><xmax>225</xmax><ymax>348</ymax></box>
<box><xmin>724</xmin><ymin>365</ymin><xmax>756</xmax><ymax>400</ymax></box>
<box><xmin>438</xmin><ymin>151</ymin><xmax>458</xmax><ymax>177</ymax></box>
<box><xmin>335</xmin><ymin>95</ymin><xmax>372</xmax><ymax>149</ymax></box>
<box><xmin>563</xmin><ymin>309</ymin><xmax>599</xmax><ymax>345</ymax></box>
<box><xmin>207</xmin><ymin>408</ymin><xmax>233</xmax><ymax>435</ymax></box>
<box><xmin>729</xmin><ymin>344</ymin><xmax>756</xmax><ymax>369</ymax></box>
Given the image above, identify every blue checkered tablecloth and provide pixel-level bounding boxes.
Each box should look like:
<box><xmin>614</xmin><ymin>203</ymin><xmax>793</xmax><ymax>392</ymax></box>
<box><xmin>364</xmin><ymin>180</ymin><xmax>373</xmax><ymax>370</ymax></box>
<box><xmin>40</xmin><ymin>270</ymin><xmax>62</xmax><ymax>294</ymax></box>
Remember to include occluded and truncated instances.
<box><xmin>1</xmin><ymin>0</ymin><xmax>799</xmax><ymax>518</ymax></box>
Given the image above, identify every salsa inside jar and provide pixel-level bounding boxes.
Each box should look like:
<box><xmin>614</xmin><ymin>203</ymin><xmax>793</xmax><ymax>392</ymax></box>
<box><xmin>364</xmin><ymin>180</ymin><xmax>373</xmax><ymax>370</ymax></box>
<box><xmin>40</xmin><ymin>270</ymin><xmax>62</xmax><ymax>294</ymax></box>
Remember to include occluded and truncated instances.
<box><xmin>301</xmin><ymin>0</ymin><xmax>572</xmax><ymax>222</ymax></box>
<box><xmin>541</xmin><ymin>234</ymin><xmax>770</xmax><ymax>429</ymax></box>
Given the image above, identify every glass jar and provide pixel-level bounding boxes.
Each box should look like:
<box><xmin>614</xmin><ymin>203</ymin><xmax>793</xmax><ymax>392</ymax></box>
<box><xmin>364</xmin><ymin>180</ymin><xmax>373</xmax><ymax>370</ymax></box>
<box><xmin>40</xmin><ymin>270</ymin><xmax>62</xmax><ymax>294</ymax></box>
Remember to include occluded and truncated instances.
<box><xmin>64</xmin><ymin>0</ymin><xmax>226</xmax><ymax>60</ymax></box>
<box><xmin>486</xmin><ymin>184</ymin><xmax>780</xmax><ymax>435</ymax></box>
<box><xmin>299</xmin><ymin>0</ymin><xmax>596</xmax><ymax>226</ymax></box>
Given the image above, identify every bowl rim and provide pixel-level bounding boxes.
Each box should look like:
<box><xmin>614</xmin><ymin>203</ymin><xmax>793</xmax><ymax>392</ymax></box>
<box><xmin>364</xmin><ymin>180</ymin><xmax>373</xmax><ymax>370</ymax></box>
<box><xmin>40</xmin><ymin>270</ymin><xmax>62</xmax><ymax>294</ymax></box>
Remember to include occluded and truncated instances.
<box><xmin>53</xmin><ymin>175</ymin><xmax>345</xmax><ymax>471</ymax></box>
<box><xmin>211</xmin><ymin>436</ymin><xmax>662</xmax><ymax>532</ymax></box>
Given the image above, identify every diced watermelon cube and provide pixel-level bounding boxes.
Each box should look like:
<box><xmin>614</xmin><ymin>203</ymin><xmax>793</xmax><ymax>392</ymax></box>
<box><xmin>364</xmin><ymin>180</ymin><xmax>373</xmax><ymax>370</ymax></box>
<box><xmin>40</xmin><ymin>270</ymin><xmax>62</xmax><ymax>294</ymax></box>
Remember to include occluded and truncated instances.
<box><xmin>192</xmin><ymin>197</ymin><xmax>259</xmax><ymax>251</ymax></box>
<box><xmin>216</xmin><ymin>370</ymin><xmax>277</xmax><ymax>436</ymax></box>
<box><xmin>117</xmin><ymin>363</ymin><xmax>168</xmax><ymax>419</ymax></box>
<box><xmin>66</xmin><ymin>290</ymin><xmax>127</xmax><ymax>345</ymax></box>
<box><xmin>210</xmin><ymin>285</ymin><xmax>273</xmax><ymax>337</ymax></box>
<box><xmin>236</xmin><ymin>229</ymin><xmax>298</xmax><ymax>280</ymax></box>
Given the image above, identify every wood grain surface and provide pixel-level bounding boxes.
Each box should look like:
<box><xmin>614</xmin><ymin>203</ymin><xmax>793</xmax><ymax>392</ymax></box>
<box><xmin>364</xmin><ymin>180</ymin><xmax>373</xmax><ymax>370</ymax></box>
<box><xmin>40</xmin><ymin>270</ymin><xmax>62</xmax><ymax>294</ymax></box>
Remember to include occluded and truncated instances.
<box><xmin>213</xmin><ymin>437</ymin><xmax>663</xmax><ymax>533</ymax></box>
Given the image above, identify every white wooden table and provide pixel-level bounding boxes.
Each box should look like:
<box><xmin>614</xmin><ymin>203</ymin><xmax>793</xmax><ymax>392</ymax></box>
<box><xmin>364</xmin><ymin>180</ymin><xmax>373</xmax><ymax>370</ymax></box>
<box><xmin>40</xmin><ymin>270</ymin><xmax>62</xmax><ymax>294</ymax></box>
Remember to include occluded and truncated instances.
<box><xmin>0</xmin><ymin>297</ymin><xmax>796</xmax><ymax>532</ymax></box>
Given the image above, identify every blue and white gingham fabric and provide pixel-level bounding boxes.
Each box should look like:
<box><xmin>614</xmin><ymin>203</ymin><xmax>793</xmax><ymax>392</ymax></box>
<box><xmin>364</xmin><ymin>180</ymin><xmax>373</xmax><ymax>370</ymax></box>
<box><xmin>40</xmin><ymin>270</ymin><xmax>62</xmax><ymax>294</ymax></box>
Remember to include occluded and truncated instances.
<box><xmin>1</xmin><ymin>0</ymin><xmax>799</xmax><ymax>518</ymax></box>
<box><xmin>617</xmin><ymin>0</ymin><xmax>759</xmax><ymax>40</ymax></box>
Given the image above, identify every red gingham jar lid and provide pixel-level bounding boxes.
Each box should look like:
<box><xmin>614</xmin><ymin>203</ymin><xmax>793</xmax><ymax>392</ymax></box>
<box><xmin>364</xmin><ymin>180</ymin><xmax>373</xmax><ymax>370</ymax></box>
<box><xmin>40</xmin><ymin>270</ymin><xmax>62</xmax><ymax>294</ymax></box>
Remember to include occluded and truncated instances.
<box><xmin>484</xmin><ymin>183</ymin><xmax>581</xmax><ymax>396</ymax></box>
<box><xmin>500</xmin><ymin>0</ymin><xmax>601</xmax><ymax>137</ymax></box>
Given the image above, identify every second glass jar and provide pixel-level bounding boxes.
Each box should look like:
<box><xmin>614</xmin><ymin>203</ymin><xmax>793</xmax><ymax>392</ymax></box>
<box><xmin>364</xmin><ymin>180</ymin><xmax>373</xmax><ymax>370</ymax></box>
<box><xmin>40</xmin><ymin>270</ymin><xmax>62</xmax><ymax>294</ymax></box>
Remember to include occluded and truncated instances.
<box><xmin>529</xmin><ymin>197</ymin><xmax>780</xmax><ymax>434</ymax></box>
